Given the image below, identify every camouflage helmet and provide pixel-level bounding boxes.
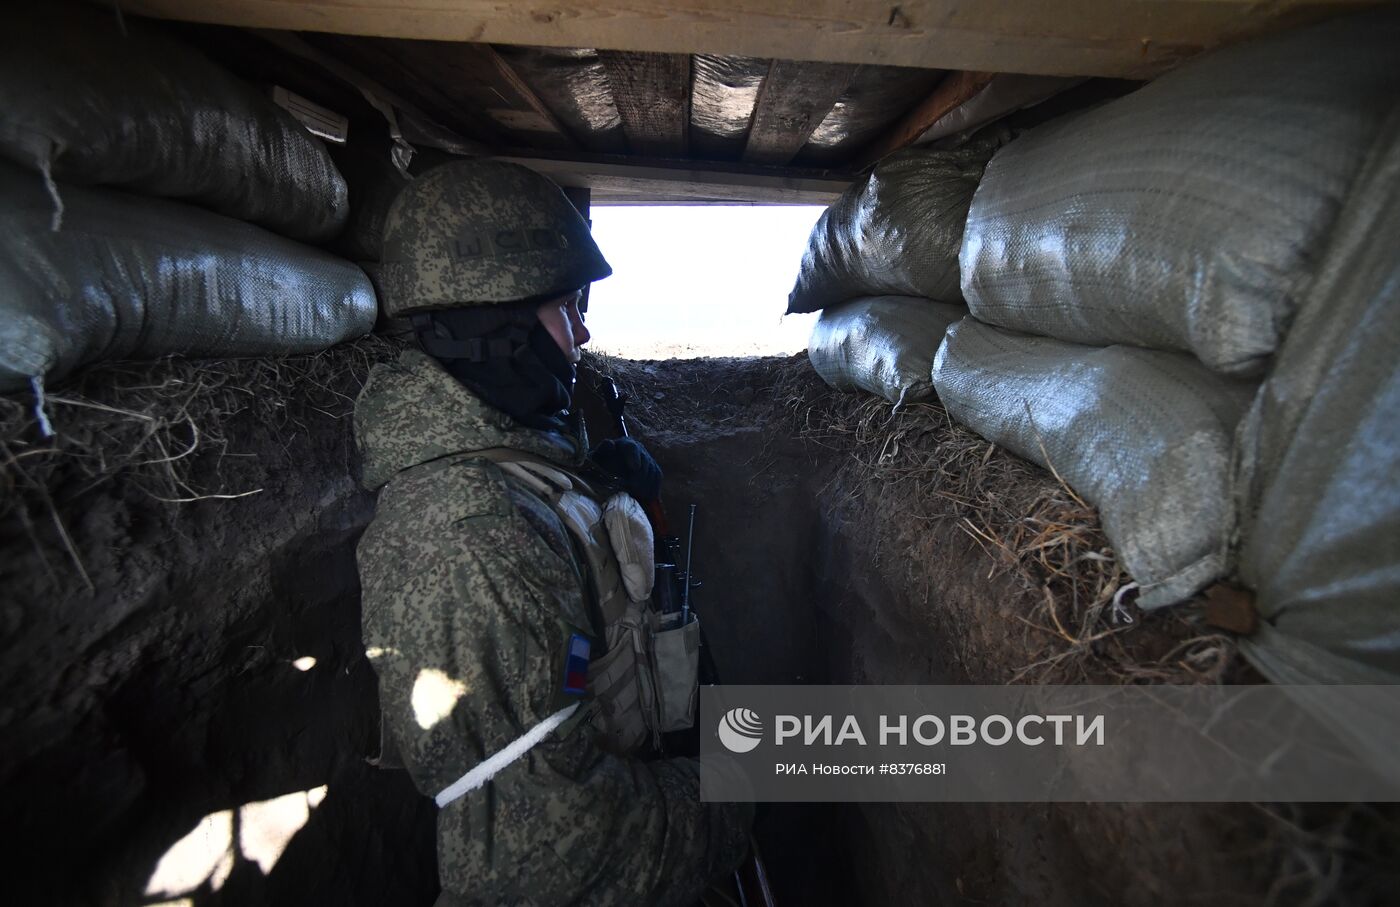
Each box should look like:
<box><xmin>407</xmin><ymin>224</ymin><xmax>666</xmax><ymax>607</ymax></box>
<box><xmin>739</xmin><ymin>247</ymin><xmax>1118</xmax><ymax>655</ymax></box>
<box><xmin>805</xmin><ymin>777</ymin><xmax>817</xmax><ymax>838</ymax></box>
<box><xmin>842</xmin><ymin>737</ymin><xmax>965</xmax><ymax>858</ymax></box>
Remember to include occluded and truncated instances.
<box><xmin>378</xmin><ymin>160</ymin><xmax>611</xmax><ymax>317</ymax></box>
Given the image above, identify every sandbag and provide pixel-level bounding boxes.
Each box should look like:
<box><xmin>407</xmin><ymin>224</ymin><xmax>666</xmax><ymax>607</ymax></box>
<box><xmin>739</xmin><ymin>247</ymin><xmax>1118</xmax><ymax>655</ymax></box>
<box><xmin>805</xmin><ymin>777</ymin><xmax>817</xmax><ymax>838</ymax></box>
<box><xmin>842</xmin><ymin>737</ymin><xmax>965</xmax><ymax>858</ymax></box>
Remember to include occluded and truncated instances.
<box><xmin>328</xmin><ymin>139</ymin><xmax>460</xmax><ymax>261</ymax></box>
<box><xmin>1235</xmin><ymin>107</ymin><xmax>1400</xmax><ymax>695</ymax></box>
<box><xmin>787</xmin><ymin>139</ymin><xmax>999</xmax><ymax>314</ymax></box>
<box><xmin>808</xmin><ymin>297</ymin><xmax>964</xmax><ymax>406</ymax></box>
<box><xmin>960</xmin><ymin>9</ymin><xmax>1400</xmax><ymax>376</ymax></box>
<box><xmin>0</xmin><ymin>3</ymin><xmax>349</xmax><ymax>243</ymax></box>
<box><xmin>932</xmin><ymin>318</ymin><xmax>1258</xmax><ymax>608</ymax></box>
<box><xmin>0</xmin><ymin>162</ymin><xmax>376</xmax><ymax>393</ymax></box>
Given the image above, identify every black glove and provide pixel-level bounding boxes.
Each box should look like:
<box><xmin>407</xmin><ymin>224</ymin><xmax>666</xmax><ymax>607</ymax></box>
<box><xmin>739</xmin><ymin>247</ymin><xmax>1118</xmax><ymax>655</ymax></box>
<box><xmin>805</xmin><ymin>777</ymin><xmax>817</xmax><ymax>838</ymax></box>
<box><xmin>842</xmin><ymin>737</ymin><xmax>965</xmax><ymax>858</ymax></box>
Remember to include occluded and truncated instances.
<box><xmin>590</xmin><ymin>437</ymin><xmax>663</xmax><ymax>501</ymax></box>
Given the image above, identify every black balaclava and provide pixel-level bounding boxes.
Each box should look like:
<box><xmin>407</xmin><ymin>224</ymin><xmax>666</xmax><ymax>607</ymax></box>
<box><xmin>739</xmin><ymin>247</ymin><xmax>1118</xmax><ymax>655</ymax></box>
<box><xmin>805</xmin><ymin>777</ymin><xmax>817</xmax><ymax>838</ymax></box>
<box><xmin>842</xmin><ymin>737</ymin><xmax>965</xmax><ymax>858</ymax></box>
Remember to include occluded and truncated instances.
<box><xmin>411</xmin><ymin>301</ymin><xmax>577</xmax><ymax>431</ymax></box>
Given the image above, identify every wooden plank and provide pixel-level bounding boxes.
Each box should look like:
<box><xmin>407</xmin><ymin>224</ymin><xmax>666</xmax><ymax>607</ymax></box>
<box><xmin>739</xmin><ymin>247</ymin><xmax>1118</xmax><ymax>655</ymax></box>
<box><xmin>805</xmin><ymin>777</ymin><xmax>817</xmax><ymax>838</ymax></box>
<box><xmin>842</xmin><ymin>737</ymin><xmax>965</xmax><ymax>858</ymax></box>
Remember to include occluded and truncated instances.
<box><xmin>371</xmin><ymin>38</ymin><xmax>582</xmax><ymax>149</ymax></box>
<box><xmin>297</xmin><ymin>32</ymin><xmax>509</xmax><ymax>144</ymax></box>
<box><xmin>119</xmin><ymin>0</ymin><xmax>1375</xmax><ymax>80</ymax></box>
<box><xmin>743</xmin><ymin>60</ymin><xmax>856</xmax><ymax>166</ymax></box>
<box><xmin>598</xmin><ymin>51</ymin><xmax>690</xmax><ymax>158</ymax></box>
<box><xmin>252</xmin><ymin>30</ymin><xmax>491</xmax><ymax>152</ymax></box>
<box><xmin>479</xmin><ymin>44</ymin><xmax>587</xmax><ymax>147</ymax></box>
<box><xmin>856</xmin><ymin>70</ymin><xmax>995</xmax><ymax>166</ymax></box>
<box><xmin>498</xmin><ymin>153</ymin><xmax>850</xmax><ymax>205</ymax></box>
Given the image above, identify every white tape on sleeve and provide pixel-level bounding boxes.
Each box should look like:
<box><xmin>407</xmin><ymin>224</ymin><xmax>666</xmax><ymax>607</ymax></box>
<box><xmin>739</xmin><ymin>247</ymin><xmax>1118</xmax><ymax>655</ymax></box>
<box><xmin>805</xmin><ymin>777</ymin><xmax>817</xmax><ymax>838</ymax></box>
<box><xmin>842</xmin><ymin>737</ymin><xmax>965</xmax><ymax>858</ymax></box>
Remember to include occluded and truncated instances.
<box><xmin>434</xmin><ymin>702</ymin><xmax>580</xmax><ymax>809</ymax></box>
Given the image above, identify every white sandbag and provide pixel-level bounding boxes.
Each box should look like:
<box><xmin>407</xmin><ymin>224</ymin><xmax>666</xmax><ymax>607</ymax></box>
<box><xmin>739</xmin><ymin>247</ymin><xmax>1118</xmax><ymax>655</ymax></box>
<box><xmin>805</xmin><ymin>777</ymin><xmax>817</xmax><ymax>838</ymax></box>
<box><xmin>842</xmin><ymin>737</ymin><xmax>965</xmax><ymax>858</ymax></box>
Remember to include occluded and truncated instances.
<box><xmin>960</xmin><ymin>9</ymin><xmax>1400</xmax><ymax>376</ymax></box>
<box><xmin>933</xmin><ymin>318</ymin><xmax>1258</xmax><ymax>608</ymax></box>
<box><xmin>0</xmin><ymin>162</ymin><xmax>376</xmax><ymax>393</ymax></box>
<box><xmin>808</xmin><ymin>297</ymin><xmax>964</xmax><ymax>406</ymax></box>
<box><xmin>787</xmin><ymin>138</ymin><xmax>999</xmax><ymax>314</ymax></box>
<box><xmin>1235</xmin><ymin>108</ymin><xmax>1400</xmax><ymax>695</ymax></box>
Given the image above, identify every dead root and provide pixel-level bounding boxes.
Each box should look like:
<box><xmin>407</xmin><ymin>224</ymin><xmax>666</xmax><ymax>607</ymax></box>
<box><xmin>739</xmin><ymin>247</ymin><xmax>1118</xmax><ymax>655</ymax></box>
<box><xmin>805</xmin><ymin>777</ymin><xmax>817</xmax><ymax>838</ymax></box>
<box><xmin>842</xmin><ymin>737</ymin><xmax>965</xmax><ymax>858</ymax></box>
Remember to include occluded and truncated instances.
<box><xmin>0</xmin><ymin>336</ymin><xmax>402</xmax><ymax>589</ymax></box>
<box><xmin>1248</xmin><ymin>803</ymin><xmax>1400</xmax><ymax>907</ymax></box>
<box><xmin>770</xmin><ymin>361</ymin><xmax>1240</xmax><ymax>685</ymax></box>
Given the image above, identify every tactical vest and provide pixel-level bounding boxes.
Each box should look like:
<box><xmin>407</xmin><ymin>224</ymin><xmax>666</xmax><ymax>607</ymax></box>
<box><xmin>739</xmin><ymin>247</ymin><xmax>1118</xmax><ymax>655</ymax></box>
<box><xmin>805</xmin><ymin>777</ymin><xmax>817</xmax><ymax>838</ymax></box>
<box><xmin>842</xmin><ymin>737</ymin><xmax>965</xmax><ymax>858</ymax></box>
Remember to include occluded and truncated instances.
<box><xmin>473</xmin><ymin>447</ymin><xmax>660</xmax><ymax>754</ymax></box>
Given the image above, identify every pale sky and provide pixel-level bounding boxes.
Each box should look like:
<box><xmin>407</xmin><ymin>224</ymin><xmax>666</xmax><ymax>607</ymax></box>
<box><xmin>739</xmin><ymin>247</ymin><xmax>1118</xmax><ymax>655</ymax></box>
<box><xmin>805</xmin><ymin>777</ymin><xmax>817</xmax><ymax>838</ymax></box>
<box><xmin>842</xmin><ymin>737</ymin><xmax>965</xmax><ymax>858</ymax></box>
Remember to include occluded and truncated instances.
<box><xmin>583</xmin><ymin>205</ymin><xmax>825</xmax><ymax>359</ymax></box>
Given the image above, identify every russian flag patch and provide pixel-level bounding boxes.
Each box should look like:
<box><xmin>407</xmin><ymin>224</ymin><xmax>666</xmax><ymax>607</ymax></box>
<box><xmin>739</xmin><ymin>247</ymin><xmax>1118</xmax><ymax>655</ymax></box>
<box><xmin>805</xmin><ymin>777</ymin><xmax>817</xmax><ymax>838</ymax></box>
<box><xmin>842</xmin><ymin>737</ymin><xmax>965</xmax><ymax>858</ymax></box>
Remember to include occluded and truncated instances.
<box><xmin>563</xmin><ymin>634</ymin><xmax>590</xmax><ymax>695</ymax></box>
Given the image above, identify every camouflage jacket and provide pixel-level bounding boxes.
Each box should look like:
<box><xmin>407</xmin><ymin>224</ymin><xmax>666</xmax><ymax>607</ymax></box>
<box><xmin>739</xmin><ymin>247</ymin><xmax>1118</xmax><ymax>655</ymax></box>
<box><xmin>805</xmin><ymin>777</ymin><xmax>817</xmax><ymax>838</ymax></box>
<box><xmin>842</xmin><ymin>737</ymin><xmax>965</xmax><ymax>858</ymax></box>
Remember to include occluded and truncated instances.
<box><xmin>354</xmin><ymin>350</ymin><xmax>750</xmax><ymax>906</ymax></box>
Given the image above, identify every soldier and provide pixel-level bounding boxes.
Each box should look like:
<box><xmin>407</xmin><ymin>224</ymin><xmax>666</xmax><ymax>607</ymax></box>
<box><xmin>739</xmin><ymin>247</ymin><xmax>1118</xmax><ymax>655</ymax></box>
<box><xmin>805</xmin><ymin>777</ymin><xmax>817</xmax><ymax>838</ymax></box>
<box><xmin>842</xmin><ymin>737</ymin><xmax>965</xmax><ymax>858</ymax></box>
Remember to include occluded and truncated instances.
<box><xmin>353</xmin><ymin>160</ymin><xmax>752</xmax><ymax>906</ymax></box>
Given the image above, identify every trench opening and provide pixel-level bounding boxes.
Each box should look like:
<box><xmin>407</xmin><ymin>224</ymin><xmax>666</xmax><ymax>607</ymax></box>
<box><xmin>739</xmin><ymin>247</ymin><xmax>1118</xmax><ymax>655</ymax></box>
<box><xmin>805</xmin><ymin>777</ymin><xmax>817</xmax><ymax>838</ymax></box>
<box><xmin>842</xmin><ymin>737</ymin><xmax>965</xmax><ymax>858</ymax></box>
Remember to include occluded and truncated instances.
<box><xmin>582</xmin><ymin>204</ymin><xmax>822</xmax><ymax>359</ymax></box>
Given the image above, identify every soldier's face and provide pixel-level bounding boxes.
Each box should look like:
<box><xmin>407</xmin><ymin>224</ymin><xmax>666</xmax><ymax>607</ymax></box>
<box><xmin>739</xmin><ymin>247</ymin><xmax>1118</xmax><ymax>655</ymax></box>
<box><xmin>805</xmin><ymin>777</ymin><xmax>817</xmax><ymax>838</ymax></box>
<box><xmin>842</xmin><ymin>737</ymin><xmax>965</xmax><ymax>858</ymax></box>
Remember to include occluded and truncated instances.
<box><xmin>537</xmin><ymin>290</ymin><xmax>590</xmax><ymax>363</ymax></box>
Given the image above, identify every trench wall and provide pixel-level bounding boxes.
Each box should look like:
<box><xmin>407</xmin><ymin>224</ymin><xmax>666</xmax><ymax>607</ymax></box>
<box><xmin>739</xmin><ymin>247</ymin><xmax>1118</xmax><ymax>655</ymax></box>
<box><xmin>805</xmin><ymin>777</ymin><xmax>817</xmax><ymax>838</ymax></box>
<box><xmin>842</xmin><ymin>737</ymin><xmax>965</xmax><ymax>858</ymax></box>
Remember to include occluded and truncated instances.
<box><xmin>4</xmin><ymin>352</ymin><xmax>1371</xmax><ymax>905</ymax></box>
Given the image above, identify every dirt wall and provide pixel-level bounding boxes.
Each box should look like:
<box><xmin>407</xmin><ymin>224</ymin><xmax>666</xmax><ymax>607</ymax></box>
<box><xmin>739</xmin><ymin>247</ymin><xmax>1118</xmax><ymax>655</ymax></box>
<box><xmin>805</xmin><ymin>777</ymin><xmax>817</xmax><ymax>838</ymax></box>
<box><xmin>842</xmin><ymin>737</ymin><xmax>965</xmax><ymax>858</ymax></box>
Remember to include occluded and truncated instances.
<box><xmin>4</xmin><ymin>350</ymin><xmax>1392</xmax><ymax>905</ymax></box>
<box><xmin>1</xmin><ymin>345</ymin><xmax>436</xmax><ymax>906</ymax></box>
<box><xmin>605</xmin><ymin>353</ymin><xmax>1393</xmax><ymax>907</ymax></box>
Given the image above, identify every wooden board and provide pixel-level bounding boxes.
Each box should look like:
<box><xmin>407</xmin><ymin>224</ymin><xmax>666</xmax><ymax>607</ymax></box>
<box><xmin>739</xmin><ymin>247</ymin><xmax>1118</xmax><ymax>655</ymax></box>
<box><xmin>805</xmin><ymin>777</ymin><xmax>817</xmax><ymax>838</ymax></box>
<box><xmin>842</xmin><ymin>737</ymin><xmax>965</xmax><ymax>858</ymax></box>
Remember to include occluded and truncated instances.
<box><xmin>307</xmin><ymin>34</ymin><xmax>582</xmax><ymax>149</ymax></box>
<box><xmin>377</xmin><ymin>38</ymin><xmax>580</xmax><ymax>149</ymax></box>
<box><xmin>301</xmin><ymin>32</ymin><xmax>510</xmax><ymax>144</ymax></box>
<box><xmin>252</xmin><ymin>29</ymin><xmax>491</xmax><ymax>152</ymax></box>
<box><xmin>857</xmin><ymin>70</ymin><xmax>995</xmax><ymax>165</ymax></box>
<box><xmin>598</xmin><ymin>51</ymin><xmax>691</xmax><ymax>157</ymax></box>
<box><xmin>742</xmin><ymin>60</ymin><xmax>856</xmax><ymax>166</ymax></box>
<box><xmin>120</xmin><ymin>0</ymin><xmax>1377</xmax><ymax>80</ymax></box>
<box><xmin>498</xmin><ymin>153</ymin><xmax>849</xmax><ymax>204</ymax></box>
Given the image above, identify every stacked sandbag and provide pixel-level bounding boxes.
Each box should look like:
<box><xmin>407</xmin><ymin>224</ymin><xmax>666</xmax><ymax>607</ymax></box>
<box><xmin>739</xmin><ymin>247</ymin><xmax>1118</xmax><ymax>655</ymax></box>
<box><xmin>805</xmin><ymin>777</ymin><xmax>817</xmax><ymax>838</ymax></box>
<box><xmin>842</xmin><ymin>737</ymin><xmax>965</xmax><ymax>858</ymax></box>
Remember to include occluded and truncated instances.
<box><xmin>0</xmin><ymin>162</ymin><xmax>376</xmax><ymax>393</ymax></box>
<box><xmin>787</xmin><ymin>137</ymin><xmax>1000</xmax><ymax>314</ymax></box>
<box><xmin>959</xmin><ymin>9</ymin><xmax>1400</xmax><ymax>376</ymax></box>
<box><xmin>327</xmin><ymin>138</ymin><xmax>412</xmax><ymax>262</ymax></box>
<box><xmin>328</xmin><ymin>139</ymin><xmax>462</xmax><ymax>262</ymax></box>
<box><xmin>933</xmin><ymin>319</ymin><xmax>1258</xmax><ymax>608</ymax></box>
<box><xmin>809</xmin><ymin>298</ymin><xmax>964</xmax><ymax>406</ymax></box>
<box><xmin>1234</xmin><ymin>108</ymin><xmax>1400</xmax><ymax>693</ymax></box>
<box><xmin>0</xmin><ymin>3</ymin><xmax>348</xmax><ymax>243</ymax></box>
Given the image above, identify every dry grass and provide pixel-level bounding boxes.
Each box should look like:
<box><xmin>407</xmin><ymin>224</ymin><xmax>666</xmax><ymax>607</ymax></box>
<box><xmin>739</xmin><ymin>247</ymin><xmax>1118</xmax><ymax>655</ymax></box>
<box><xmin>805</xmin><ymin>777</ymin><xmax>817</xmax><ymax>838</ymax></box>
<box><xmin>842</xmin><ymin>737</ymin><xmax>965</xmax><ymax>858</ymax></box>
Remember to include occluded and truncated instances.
<box><xmin>0</xmin><ymin>336</ymin><xmax>401</xmax><ymax>590</ymax></box>
<box><xmin>771</xmin><ymin>362</ymin><xmax>1239</xmax><ymax>685</ymax></box>
<box><xmin>762</xmin><ymin>363</ymin><xmax>1398</xmax><ymax>904</ymax></box>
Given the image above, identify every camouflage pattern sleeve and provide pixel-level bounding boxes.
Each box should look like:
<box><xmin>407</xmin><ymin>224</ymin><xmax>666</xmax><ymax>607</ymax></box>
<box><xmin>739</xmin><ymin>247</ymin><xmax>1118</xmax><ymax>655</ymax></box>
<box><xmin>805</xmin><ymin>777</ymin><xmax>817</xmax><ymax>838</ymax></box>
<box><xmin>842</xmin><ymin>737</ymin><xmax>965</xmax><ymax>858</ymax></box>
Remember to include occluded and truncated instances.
<box><xmin>357</xmin><ymin>456</ymin><xmax>751</xmax><ymax>906</ymax></box>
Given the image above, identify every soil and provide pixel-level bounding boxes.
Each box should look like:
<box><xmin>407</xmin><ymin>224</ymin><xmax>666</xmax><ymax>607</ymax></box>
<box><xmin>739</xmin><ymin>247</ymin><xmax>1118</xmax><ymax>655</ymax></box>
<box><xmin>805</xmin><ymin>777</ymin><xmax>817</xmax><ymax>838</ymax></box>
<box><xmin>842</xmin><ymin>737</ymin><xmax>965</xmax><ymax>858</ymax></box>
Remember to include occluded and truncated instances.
<box><xmin>2</xmin><ymin>349</ymin><xmax>1393</xmax><ymax>906</ymax></box>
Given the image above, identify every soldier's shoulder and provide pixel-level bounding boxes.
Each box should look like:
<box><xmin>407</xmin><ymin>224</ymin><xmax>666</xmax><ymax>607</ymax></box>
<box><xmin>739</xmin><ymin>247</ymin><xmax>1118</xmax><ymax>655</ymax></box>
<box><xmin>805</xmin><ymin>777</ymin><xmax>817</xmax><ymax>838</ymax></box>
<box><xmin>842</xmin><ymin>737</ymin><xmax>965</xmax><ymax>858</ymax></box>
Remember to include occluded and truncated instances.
<box><xmin>373</xmin><ymin>456</ymin><xmax>515</xmax><ymax>531</ymax></box>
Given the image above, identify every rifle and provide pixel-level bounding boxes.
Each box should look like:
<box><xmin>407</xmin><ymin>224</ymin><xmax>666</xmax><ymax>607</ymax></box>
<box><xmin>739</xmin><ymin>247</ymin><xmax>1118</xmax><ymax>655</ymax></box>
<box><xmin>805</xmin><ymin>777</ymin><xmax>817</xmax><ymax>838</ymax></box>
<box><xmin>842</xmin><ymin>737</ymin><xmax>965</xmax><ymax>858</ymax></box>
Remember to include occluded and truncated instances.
<box><xmin>598</xmin><ymin>377</ymin><xmax>692</xmax><ymax>626</ymax></box>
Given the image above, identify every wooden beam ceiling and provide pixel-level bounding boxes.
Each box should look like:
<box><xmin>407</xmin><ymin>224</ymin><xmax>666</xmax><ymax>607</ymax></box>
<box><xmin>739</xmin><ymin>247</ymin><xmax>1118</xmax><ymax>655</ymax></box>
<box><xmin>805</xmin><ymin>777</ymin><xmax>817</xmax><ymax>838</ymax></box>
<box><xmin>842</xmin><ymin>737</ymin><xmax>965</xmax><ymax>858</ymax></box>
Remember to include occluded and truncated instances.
<box><xmin>306</xmin><ymin>34</ymin><xmax>582</xmax><ymax>149</ymax></box>
<box><xmin>598</xmin><ymin>51</ymin><xmax>691</xmax><ymax>158</ymax></box>
<box><xmin>742</xmin><ymin>60</ymin><xmax>857</xmax><ymax>167</ymax></box>
<box><xmin>120</xmin><ymin>0</ymin><xmax>1376</xmax><ymax>80</ymax></box>
<box><xmin>299</xmin><ymin>32</ymin><xmax>510</xmax><ymax>144</ymax></box>
<box><xmin>857</xmin><ymin>70</ymin><xmax>995</xmax><ymax>166</ymax></box>
<box><xmin>251</xmin><ymin>29</ymin><xmax>490</xmax><ymax>153</ymax></box>
<box><xmin>475</xmin><ymin>44</ymin><xmax>585</xmax><ymax>147</ymax></box>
